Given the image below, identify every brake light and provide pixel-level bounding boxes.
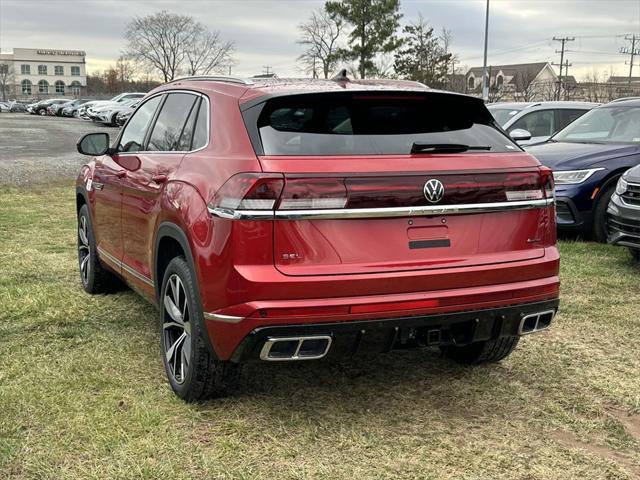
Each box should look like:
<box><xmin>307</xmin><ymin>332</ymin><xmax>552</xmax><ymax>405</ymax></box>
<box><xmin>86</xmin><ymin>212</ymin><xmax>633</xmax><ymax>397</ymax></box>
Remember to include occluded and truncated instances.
<box><xmin>278</xmin><ymin>178</ymin><xmax>348</xmax><ymax>210</ymax></box>
<box><xmin>211</xmin><ymin>173</ymin><xmax>284</xmax><ymax>210</ymax></box>
<box><xmin>539</xmin><ymin>166</ymin><xmax>555</xmax><ymax>199</ymax></box>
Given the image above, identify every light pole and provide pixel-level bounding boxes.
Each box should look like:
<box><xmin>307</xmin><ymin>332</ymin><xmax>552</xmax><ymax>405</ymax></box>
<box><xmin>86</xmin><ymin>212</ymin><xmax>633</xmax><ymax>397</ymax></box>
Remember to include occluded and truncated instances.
<box><xmin>481</xmin><ymin>0</ymin><xmax>490</xmax><ymax>101</ymax></box>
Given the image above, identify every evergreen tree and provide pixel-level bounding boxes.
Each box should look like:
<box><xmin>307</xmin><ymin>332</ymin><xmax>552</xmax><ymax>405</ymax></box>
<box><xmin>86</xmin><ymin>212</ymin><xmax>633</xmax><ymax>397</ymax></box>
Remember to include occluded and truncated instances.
<box><xmin>325</xmin><ymin>0</ymin><xmax>402</xmax><ymax>79</ymax></box>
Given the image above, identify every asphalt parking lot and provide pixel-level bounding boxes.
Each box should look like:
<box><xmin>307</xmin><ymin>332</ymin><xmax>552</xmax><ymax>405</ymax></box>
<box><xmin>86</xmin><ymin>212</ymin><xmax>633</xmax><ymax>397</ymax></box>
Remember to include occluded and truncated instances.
<box><xmin>0</xmin><ymin>114</ymin><xmax>113</xmax><ymax>186</ymax></box>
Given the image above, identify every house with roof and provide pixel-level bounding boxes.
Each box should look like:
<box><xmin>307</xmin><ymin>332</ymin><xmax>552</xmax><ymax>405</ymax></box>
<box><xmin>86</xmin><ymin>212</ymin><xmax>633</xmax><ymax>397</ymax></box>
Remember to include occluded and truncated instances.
<box><xmin>465</xmin><ymin>62</ymin><xmax>559</xmax><ymax>101</ymax></box>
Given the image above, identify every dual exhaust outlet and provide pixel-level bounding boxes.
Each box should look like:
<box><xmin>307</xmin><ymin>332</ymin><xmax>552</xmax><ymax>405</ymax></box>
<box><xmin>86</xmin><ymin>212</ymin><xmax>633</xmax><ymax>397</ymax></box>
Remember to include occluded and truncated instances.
<box><xmin>259</xmin><ymin>310</ymin><xmax>556</xmax><ymax>361</ymax></box>
<box><xmin>518</xmin><ymin>310</ymin><xmax>556</xmax><ymax>335</ymax></box>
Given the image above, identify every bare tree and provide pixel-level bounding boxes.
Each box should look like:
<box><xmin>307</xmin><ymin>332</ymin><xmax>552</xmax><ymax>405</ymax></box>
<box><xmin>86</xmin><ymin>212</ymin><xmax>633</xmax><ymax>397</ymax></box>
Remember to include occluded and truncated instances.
<box><xmin>115</xmin><ymin>56</ymin><xmax>136</xmax><ymax>88</ymax></box>
<box><xmin>297</xmin><ymin>10</ymin><xmax>343</xmax><ymax>78</ymax></box>
<box><xmin>184</xmin><ymin>25</ymin><xmax>235</xmax><ymax>76</ymax></box>
<box><xmin>0</xmin><ymin>63</ymin><xmax>12</xmax><ymax>102</ymax></box>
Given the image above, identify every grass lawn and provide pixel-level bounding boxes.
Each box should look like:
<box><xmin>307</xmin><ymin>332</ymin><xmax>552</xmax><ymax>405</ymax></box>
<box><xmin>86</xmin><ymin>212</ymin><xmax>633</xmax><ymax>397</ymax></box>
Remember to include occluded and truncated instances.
<box><xmin>1</xmin><ymin>183</ymin><xmax>639</xmax><ymax>479</ymax></box>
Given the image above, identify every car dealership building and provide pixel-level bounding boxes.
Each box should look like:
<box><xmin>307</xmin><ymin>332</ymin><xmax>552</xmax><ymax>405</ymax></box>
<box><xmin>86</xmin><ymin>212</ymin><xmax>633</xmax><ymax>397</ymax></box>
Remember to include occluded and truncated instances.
<box><xmin>0</xmin><ymin>48</ymin><xmax>87</xmax><ymax>101</ymax></box>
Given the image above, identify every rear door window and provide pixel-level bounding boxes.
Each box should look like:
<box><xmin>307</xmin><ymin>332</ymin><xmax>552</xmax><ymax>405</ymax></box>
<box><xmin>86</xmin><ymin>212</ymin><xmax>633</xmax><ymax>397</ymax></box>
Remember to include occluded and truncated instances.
<box><xmin>147</xmin><ymin>93</ymin><xmax>198</xmax><ymax>151</ymax></box>
<box><xmin>251</xmin><ymin>93</ymin><xmax>517</xmax><ymax>156</ymax></box>
<box><xmin>556</xmin><ymin>109</ymin><xmax>587</xmax><ymax>130</ymax></box>
<box><xmin>191</xmin><ymin>100</ymin><xmax>209</xmax><ymax>150</ymax></box>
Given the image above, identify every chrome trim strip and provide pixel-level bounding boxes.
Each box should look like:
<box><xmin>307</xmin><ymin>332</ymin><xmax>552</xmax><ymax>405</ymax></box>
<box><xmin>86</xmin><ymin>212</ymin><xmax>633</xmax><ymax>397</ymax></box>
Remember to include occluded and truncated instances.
<box><xmin>203</xmin><ymin>312</ymin><xmax>244</xmax><ymax>323</ymax></box>
<box><xmin>96</xmin><ymin>247</ymin><xmax>154</xmax><ymax>287</ymax></box>
<box><xmin>209</xmin><ymin>198</ymin><xmax>554</xmax><ymax>221</ymax></box>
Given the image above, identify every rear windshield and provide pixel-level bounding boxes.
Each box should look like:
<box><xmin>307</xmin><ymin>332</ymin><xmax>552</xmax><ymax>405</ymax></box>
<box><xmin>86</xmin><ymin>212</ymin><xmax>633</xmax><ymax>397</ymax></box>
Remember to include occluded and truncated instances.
<box><xmin>251</xmin><ymin>93</ymin><xmax>518</xmax><ymax>156</ymax></box>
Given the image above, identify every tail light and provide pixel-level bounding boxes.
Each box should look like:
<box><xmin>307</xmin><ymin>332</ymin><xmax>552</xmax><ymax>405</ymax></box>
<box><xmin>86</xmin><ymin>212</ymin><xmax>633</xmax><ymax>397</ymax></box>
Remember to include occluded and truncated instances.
<box><xmin>278</xmin><ymin>178</ymin><xmax>348</xmax><ymax>210</ymax></box>
<box><xmin>211</xmin><ymin>173</ymin><xmax>284</xmax><ymax>210</ymax></box>
<box><xmin>210</xmin><ymin>170</ymin><xmax>554</xmax><ymax>214</ymax></box>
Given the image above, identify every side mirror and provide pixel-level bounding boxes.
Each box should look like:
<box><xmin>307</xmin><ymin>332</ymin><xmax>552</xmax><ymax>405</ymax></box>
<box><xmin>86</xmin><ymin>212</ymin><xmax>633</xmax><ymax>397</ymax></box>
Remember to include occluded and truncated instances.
<box><xmin>509</xmin><ymin>128</ymin><xmax>532</xmax><ymax>142</ymax></box>
<box><xmin>77</xmin><ymin>132</ymin><xmax>111</xmax><ymax>156</ymax></box>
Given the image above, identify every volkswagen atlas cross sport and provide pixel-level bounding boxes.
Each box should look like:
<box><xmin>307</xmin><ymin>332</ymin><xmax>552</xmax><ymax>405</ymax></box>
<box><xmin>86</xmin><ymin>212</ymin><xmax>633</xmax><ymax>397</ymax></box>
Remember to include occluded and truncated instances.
<box><xmin>75</xmin><ymin>74</ymin><xmax>560</xmax><ymax>401</ymax></box>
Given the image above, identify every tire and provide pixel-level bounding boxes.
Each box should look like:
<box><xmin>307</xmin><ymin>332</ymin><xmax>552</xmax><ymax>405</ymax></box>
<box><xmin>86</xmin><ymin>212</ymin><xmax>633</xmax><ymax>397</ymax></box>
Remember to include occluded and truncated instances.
<box><xmin>38</xmin><ymin>109</ymin><xmax>46</xmax><ymax>116</ymax></box>
<box><xmin>77</xmin><ymin>204</ymin><xmax>122</xmax><ymax>294</ymax></box>
<box><xmin>73</xmin><ymin>110</ymin><xmax>79</xmax><ymax>118</ymax></box>
<box><xmin>160</xmin><ymin>256</ymin><xmax>240</xmax><ymax>402</ymax></box>
<box><xmin>592</xmin><ymin>184</ymin><xmax>616</xmax><ymax>243</ymax></box>
<box><xmin>440</xmin><ymin>336</ymin><xmax>520</xmax><ymax>365</ymax></box>
<box><xmin>111</xmin><ymin>113</ymin><xmax>118</xmax><ymax>127</ymax></box>
<box><xmin>630</xmin><ymin>248</ymin><xmax>640</xmax><ymax>262</ymax></box>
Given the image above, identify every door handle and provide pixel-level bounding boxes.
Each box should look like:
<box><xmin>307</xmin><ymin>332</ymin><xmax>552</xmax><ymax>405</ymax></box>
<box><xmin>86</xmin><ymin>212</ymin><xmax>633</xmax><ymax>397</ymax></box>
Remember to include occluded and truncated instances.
<box><xmin>152</xmin><ymin>174</ymin><xmax>168</xmax><ymax>184</ymax></box>
<box><xmin>115</xmin><ymin>170</ymin><xmax>127</xmax><ymax>178</ymax></box>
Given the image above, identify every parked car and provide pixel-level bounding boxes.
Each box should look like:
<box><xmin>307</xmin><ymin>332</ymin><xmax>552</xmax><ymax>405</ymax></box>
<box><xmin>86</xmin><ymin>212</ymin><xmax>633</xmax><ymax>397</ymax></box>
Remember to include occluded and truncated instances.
<box><xmin>9</xmin><ymin>101</ymin><xmax>28</xmax><ymax>113</ymax></box>
<box><xmin>0</xmin><ymin>102</ymin><xmax>9</xmax><ymax>113</ymax></box>
<box><xmin>75</xmin><ymin>76</ymin><xmax>560</xmax><ymax>401</ymax></box>
<box><xmin>52</xmin><ymin>99</ymin><xmax>92</xmax><ymax>116</ymax></box>
<box><xmin>93</xmin><ymin>99</ymin><xmax>139</xmax><ymax>126</ymax></box>
<box><xmin>84</xmin><ymin>93</ymin><xmax>146</xmax><ymax>120</ymax></box>
<box><xmin>608</xmin><ymin>165</ymin><xmax>640</xmax><ymax>261</ymax></box>
<box><xmin>29</xmin><ymin>98</ymin><xmax>69</xmax><ymax>116</ymax></box>
<box><xmin>488</xmin><ymin>101</ymin><xmax>598</xmax><ymax>146</ymax></box>
<box><xmin>526</xmin><ymin>99</ymin><xmax>640</xmax><ymax>241</ymax></box>
<box><xmin>116</xmin><ymin>109</ymin><xmax>133</xmax><ymax>127</ymax></box>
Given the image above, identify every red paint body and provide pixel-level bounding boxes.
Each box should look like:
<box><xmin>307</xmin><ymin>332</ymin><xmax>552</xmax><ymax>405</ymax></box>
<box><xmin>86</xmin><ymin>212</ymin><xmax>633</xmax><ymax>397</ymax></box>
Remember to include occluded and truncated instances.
<box><xmin>77</xmin><ymin>79</ymin><xmax>559</xmax><ymax>361</ymax></box>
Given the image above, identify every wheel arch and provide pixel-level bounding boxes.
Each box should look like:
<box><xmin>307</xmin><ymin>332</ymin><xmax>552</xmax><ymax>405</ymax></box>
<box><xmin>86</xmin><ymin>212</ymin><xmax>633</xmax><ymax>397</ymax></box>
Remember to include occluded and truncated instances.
<box><xmin>154</xmin><ymin>222</ymin><xmax>199</xmax><ymax>301</ymax></box>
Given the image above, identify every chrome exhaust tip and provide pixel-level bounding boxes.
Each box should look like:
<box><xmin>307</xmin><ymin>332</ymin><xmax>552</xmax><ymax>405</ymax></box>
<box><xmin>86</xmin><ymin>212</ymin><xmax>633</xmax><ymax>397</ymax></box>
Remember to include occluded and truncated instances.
<box><xmin>518</xmin><ymin>310</ymin><xmax>556</xmax><ymax>335</ymax></box>
<box><xmin>259</xmin><ymin>335</ymin><xmax>333</xmax><ymax>361</ymax></box>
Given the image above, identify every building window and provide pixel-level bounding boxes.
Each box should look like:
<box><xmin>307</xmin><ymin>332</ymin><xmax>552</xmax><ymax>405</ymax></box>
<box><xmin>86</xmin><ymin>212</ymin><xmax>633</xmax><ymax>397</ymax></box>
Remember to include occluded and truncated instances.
<box><xmin>38</xmin><ymin>80</ymin><xmax>49</xmax><ymax>94</ymax></box>
<box><xmin>55</xmin><ymin>66</ymin><xmax>64</xmax><ymax>76</ymax></box>
<box><xmin>21</xmin><ymin>79</ymin><xmax>32</xmax><ymax>95</ymax></box>
<box><xmin>468</xmin><ymin>76</ymin><xmax>475</xmax><ymax>90</ymax></box>
<box><xmin>21</xmin><ymin>64</ymin><xmax>30</xmax><ymax>75</ymax></box>
<box><xmin>496</xmin><ymin>75</ymin><xmax>504</xmax><ymax>88</ymax></box>
<box><xmin>55</xmin><ymin>80</ymin><xmax>65</xmax><ymax>94</ymax></box>
<box><xmin>70</xmin><ymin>81</ymin><xmax>81</xmax><ymax>95</ymax></box>
<box><xmin>0</xmin><ymin>64</ymin><xmax>8</xmax><ymax>75</ymax></box>
<box><xmin>71</xmin><ymin>66</ymin><xmax>80</xmax><ymax>76</ymax></box>
<box><xmin>38</xmin><ymin>65</ymin><xmax>47</xmax><ymax>75</ymax></box>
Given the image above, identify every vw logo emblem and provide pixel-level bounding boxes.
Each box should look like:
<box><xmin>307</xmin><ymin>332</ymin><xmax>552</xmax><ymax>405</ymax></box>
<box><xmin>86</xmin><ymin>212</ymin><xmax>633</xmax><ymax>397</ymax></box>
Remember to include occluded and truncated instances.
<box><xmin>424</xmin><ymin>179</ymin><xmax>445</xmax><ymax>203</ymax></box>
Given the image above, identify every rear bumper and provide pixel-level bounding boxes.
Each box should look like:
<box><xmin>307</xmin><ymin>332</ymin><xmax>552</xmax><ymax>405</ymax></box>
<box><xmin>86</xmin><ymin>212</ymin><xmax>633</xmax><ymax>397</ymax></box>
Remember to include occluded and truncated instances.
<box><xmin>229</xmin><ymin>298</ymin><xmax>559</xmax><ymax>362</ymax></box>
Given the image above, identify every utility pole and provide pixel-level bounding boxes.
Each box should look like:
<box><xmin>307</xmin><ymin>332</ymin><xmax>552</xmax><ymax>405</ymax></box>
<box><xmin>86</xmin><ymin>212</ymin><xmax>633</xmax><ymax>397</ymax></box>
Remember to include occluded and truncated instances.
<box><xmin>263</xmin><ymin>65</ymin><xmax>272</xmax><ymax>76</ymax></box>
<box><xmin>561</xmin><ymin>59</ymin><xmax>572</xmax><ymax>99</ymax></box>
<box><xmin>481</xmin><ymin>0</ymin><xmax>490</xmax><ymax>101</ymax></box>
<box><xmin>553</xmin><ymin>36</ymin><xmax>574</xmax><ymax>100</ymax></box>
<box><xmin>620</xmin><ymin>35</ymin><xmax>640</xmax><ymax>84</ymax></box>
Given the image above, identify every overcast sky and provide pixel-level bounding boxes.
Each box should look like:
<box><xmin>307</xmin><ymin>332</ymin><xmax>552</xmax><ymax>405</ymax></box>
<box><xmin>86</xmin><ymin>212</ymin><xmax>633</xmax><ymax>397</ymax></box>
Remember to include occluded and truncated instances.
<box><xmin>1</xmin><ymin>0</ymin><xmax>639</xmax><ymax>80</ymax></box>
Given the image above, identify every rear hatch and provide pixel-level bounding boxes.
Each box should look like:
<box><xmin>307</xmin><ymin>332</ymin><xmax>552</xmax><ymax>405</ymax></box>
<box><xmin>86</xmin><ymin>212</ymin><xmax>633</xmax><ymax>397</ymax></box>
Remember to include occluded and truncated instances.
<box><xmin>231</xmin><ymin>90</ymin><xmax>553</xmax><ymax>276</ymax></box>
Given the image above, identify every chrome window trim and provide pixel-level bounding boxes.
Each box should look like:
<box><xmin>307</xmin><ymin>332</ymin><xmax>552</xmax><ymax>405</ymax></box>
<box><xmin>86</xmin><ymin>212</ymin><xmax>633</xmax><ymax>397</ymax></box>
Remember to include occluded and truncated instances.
<box><xmin>97</xmin><ymin>246</ymin><xmax>154</xmax><ymax>287</ymax></box>
<box><xmin>209</xmin><ymin>198</ymin><xmax>554</xmax><ymax>221</ymax></box>
<box><xmin>116</xmin><ymin>89</ymin><xmax>211</xmax><ymax>156</ymax></box>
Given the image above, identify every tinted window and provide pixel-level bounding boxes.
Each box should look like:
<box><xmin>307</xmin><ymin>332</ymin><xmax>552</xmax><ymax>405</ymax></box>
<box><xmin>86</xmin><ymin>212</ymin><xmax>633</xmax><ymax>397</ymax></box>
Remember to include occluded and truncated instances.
<box><xmin>191</xmin><ymin>100</ymin><xmax>209</xmax><ymax>150</ymax></box>
<box><xmin>177</xmin><ymin>98</ymin><xmax>200</xmax><ymax>151</ymax></box>
<box><xmin>118</xmin><ymin>96</ymin><xmax>161</xmax><ymax>153</ymax></box>
<box><xmin>147</xmin><ymin>93</ymin><xmax>198</xmax><ymax>151</ymax></box>
<box><xmin>254</xmin><ymin>94</ymin><xmax>516</xmax><ymax>156</ymax></box>
<box><xmin>557</xmin><ymin>109</ymin><xmax>588</xmax><ymax>130</ymax></box>
<box><xmin>510</xmin><ymin>110</ymin><xmax>555</xmax><ymax>137</ymax></box>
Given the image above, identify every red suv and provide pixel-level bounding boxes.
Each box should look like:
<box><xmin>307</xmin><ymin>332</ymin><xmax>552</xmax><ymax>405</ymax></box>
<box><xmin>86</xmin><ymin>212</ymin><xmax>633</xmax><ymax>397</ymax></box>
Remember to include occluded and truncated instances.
<box><xmin>76</xmin><ymin>75</ymin><xmax>559</xmax><ymax>401</ymax></box>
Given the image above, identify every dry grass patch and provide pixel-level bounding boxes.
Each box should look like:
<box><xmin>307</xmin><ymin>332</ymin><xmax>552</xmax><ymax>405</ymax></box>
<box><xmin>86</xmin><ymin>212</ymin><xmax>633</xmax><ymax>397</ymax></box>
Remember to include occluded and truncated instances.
<box><xmin>1</xmin><ymin>183</ymin><xmax>639</xmax><ymax>479</ymax></box>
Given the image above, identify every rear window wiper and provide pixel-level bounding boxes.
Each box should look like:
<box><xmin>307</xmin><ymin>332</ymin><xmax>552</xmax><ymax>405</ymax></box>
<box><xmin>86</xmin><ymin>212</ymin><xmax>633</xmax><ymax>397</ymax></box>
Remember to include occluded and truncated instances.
<box><xmin>411</xmin><ymin>143</ymin><xmax>492</xmax><ymax>154</ymax></box>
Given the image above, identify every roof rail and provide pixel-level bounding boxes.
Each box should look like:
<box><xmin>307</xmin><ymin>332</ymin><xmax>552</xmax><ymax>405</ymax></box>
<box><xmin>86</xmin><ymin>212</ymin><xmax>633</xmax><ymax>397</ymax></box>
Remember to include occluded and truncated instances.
<box><xmin>167</xmin><ymin>75</ymin><xmax>253</xmax><ymax>86</ymax></box>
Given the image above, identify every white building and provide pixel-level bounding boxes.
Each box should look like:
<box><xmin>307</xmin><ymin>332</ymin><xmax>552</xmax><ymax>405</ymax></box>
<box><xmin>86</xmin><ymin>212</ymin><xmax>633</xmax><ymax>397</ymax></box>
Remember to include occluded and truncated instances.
<box><xmin>0</xmin><ymin>48</ymin><xmax>87</xmax><ymax>101</ymax></box>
